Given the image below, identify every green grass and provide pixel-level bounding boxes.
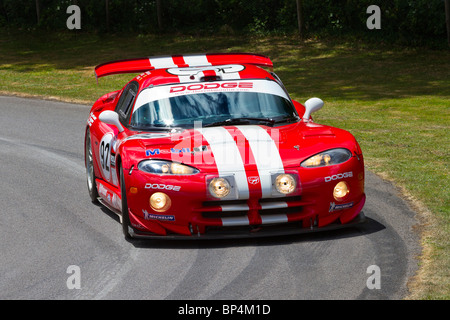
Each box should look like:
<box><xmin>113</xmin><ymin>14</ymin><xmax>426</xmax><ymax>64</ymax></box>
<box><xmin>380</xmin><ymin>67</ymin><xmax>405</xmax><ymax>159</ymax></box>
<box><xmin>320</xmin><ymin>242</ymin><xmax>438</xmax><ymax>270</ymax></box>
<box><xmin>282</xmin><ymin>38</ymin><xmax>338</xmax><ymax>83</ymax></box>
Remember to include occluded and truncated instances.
<box><xmin>0</xmin><ymin>31</ymin><xmax>449</xmax><ymax>299</ymax></box>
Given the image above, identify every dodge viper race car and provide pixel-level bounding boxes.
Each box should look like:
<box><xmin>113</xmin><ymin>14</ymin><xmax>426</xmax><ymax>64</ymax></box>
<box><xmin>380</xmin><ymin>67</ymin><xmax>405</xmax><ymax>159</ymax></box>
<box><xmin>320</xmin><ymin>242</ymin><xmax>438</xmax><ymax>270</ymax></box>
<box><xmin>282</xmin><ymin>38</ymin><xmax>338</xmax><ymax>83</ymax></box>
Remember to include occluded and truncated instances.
<box><xmin>85</xmin><ymin>53</ymin><xmax>366</xmax><ymax>240</ymax></box>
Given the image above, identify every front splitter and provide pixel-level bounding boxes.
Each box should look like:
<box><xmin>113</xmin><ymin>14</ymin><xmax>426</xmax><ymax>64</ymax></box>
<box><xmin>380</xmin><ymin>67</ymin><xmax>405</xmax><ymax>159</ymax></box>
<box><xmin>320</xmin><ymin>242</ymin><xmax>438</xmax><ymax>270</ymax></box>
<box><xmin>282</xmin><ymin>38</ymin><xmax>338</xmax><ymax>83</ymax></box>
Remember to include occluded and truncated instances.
<box><xmin>128</xmin><ymin>212</ymin><xmax>367</xmax><ymax>240</ymax></box>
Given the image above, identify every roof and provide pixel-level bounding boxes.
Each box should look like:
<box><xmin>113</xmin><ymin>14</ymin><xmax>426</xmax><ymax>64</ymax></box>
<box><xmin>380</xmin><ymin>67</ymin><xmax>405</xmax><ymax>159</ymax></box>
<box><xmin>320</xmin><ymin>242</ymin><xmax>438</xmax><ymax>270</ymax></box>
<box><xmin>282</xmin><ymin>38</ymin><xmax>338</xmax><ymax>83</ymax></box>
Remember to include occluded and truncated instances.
<box><xmin>135</xmin><ymin>63</ymin><xmax>276</xmax><ymax>89</ymax></box>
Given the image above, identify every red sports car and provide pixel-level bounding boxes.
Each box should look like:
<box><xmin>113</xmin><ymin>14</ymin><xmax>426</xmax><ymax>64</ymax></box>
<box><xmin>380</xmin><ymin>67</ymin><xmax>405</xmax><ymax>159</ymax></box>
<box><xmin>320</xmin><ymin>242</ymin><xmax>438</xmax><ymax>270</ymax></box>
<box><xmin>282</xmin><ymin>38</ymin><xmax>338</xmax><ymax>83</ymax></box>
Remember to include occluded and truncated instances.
<box><xmin>85</xmin><ymin>53</ymin><xmax>366</xmax><ymax>239</ymax></box>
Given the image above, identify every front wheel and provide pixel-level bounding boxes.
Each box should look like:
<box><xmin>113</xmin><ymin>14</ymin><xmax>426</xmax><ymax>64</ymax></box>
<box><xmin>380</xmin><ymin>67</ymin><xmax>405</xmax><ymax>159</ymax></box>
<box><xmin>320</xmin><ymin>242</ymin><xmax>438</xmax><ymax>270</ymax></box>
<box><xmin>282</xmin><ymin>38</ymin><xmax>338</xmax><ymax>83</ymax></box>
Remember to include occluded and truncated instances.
<box><xmin>120</xmin><ymin>165</ymin><xmax>133</xmax><ymax>239</ymax></box>
<box><xmin>85</xmin><ymin>128</ymin><xmax>99</xmax><ymax>203</ymax></box>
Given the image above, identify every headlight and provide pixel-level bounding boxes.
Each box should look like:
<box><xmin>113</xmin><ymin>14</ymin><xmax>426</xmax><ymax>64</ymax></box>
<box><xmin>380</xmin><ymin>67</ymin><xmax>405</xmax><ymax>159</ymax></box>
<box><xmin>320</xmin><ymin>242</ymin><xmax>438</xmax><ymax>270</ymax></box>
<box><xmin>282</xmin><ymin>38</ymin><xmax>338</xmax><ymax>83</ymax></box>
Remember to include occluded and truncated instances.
<box><xmin>274</xmin><ymin>174</ymin><xmax>296</xmax><ymax>194</ymax></box>
<box><xmin>209</xmin><ymin>177</ymin><xmax>231</xmax><ymax>198</ymax></box>
<box><xmin>301</xmin><ymin>148</ymin><xmax>352</xmax><ymax>168</ymax></box>
<box><xmin>138</xmin><ymin>160</ymin><xmax>199</xmax><ymax>175</ymax></box>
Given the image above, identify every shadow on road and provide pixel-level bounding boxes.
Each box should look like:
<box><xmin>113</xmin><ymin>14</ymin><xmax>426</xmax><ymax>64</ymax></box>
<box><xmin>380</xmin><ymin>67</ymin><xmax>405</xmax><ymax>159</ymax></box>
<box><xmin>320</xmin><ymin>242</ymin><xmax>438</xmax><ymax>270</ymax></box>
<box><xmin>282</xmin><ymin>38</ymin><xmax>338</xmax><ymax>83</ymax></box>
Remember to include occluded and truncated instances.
<box><xmin>125</xmin><ymin>215</ymin><xmax>385</xmax><ymax>250</ymax></box>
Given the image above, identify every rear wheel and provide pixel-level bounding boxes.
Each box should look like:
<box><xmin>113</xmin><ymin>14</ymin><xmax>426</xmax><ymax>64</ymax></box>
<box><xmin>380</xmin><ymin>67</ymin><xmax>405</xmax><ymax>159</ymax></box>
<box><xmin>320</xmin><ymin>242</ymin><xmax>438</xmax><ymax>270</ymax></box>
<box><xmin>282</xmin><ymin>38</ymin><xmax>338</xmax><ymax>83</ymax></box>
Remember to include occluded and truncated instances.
<box><xmin>85</xmin><ymin>128</ymin><xmax>99</xmax><ymax>203</ymax></box>
<box><xmin>120</xmin><ymin>165</ymin><xmax>132</xmax><ymax>239</ymax></box>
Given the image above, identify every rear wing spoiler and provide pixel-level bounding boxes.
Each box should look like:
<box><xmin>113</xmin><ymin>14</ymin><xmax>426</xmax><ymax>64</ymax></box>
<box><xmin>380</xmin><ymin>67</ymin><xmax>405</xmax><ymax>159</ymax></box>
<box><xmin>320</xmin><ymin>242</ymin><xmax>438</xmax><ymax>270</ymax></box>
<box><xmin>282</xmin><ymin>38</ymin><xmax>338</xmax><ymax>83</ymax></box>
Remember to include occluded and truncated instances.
<box><xmin>94</xmin><ymin>53</ymin><xmax>273</xmax><ymax>79</ymax></box>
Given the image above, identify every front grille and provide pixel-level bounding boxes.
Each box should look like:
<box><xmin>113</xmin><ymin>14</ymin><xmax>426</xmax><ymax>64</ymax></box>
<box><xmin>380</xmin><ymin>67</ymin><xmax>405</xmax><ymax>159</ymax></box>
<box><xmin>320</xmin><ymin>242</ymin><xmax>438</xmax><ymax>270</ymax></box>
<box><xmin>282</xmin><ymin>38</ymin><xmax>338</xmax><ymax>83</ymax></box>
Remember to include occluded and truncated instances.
<box><xmin>197</xmin><ymin>196</ymin><xmax>306</xmax><ymax>224</ymax></box>
<box><xmin>200</xmin><ymin>199</ymin><xmax>249</xmax><ymax>219</ymax></box>
<box><xmin>259</xmin><ymin>196</ymin><xmax>303</xmax><ymax>214</ymax></box>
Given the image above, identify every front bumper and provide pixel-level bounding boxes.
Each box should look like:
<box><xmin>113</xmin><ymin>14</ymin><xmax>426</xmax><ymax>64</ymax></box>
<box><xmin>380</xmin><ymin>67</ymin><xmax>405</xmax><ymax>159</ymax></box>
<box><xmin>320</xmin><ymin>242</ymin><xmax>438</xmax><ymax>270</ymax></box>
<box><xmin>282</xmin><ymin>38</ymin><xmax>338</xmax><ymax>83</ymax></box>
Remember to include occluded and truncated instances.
<box><xmin>125</xmin><ymin>155</ymin><xmax>366</xmax><ymax>239</ymax></box>
<box><xmin>128</xmin><ymin>211</ymin><xmax>366</xmax><ymax>240</ymax></box>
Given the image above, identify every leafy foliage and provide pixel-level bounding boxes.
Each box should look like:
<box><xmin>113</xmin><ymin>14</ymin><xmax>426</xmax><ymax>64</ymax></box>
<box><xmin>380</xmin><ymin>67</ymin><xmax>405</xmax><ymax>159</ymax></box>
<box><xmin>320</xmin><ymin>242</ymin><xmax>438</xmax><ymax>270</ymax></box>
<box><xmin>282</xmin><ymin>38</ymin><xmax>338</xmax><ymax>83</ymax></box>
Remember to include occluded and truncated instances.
<box><xmin>0</xmin><ymin>0</ymin><xmax>447</xmax><ymax>45</ymax></box>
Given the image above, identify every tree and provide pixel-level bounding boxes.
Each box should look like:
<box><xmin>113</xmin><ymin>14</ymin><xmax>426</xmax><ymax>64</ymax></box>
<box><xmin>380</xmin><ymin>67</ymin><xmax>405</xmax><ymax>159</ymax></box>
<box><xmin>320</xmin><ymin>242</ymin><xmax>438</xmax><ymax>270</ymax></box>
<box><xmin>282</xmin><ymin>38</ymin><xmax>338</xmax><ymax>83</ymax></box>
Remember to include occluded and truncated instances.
<box><xmin>105</xmin><ymin>0</ymin><xmax>110</xmax><ymax>31</ymax></box>
<box><xmin>296</xmin><ymin>0</ymin><xmax>303</xmax><ymax>39</ymax></box>
<box><xmin>445</xmin><ymin>0</ymin><xmax>450</xmax><ymax>46</ymax></box>
<box><xmin>35</xmin><ymin>0</ymin><xmax>40</xmax><ymax>24</ymax></box>
<box><xmin>156</xmin><ymin>0</ymin><xmax>162</xmax><ymax>30</ymax></box>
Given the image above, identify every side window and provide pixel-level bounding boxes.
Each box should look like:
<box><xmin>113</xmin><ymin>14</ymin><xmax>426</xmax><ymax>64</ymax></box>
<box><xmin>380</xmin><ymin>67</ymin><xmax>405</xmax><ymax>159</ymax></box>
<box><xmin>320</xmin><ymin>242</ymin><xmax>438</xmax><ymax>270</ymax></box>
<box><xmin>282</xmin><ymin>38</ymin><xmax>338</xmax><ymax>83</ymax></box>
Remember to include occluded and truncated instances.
<box><xmin>115</xmin><ymin>81</ymin><xmax>138</xmax><ymax>125</ymax></box>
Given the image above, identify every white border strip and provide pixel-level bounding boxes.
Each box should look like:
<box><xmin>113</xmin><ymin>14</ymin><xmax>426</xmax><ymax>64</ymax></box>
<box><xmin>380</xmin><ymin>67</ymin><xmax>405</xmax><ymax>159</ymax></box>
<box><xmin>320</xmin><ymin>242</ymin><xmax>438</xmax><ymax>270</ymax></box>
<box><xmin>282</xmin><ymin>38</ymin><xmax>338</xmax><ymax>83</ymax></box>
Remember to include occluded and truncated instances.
<box><xmin>133</xmin><ymin>79</ymin><xmax>290</xmax><ymax>113</ymax></box>
<box><xmin>260</xmin><ymin>201</ymin><xmax>288</xmax><ymax>210</ymax></box>
<box><xmin>260</xmin><ymin>214</ymin><xmax>288</xmax><ymax>224</ymax></box>
<box><xmin>220</xmin><ymin>203</ymin><xmax>250</xmax><ymax>212</ymax></box>
<box><xmin>221</xmin><ymin>216</ymin><xmax>250</xmax><ymax>226</ymax></box>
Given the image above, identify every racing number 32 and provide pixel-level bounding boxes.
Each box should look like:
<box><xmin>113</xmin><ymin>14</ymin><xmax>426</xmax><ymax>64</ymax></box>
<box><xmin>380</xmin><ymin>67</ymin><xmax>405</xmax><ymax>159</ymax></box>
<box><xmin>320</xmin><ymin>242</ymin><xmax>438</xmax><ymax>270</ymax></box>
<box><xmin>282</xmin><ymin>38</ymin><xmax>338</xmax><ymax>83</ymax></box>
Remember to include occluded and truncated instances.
<box><xmin>99</xmin><ymin>133</ymin><xmax>113</xmax><ymax>181</ymax></box>
<box><xmin>100</xmin><ymin>141</ymin><xmax>110</xmax><ymax>172</ymax></box>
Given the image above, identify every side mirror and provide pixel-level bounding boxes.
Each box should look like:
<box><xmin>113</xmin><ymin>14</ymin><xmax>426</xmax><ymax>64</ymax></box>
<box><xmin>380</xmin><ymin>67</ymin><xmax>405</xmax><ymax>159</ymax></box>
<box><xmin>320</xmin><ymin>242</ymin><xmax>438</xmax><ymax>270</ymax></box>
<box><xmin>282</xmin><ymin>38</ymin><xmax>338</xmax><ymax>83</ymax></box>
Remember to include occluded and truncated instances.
<box><xmin>303</xmin><ymin>97</ymin><xmax>324</xmax><ymax>121</ymax></box>
<box><xmin>99</xmin><ymin>110</ymin><xmax>124</xmax><ymax>133</ymax></box>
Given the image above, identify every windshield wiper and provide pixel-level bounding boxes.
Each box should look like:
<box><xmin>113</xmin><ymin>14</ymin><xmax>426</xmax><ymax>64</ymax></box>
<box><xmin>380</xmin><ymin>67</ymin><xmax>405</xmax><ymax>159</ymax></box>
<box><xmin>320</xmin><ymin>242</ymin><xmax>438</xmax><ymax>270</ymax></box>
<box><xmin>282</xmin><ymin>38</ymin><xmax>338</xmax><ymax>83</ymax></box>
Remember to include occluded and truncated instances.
<box><xmin>131</xmin><ymin>125</ymin><xmax>183</xmax><ymax>132</ymax></box>
<box><xmin>203</xmin><ymin>116</ymin><xmax>300</xmax><ymax>127</ymax></box>
<box><xmin>203</xmin><ymin>117</ymin><xmax>275</xmax><ymax>127</ymax></box>
<box><xmin>272</xmin><ymin>115</ymin><xmax>299</xmax><ymax>124</ymax></box>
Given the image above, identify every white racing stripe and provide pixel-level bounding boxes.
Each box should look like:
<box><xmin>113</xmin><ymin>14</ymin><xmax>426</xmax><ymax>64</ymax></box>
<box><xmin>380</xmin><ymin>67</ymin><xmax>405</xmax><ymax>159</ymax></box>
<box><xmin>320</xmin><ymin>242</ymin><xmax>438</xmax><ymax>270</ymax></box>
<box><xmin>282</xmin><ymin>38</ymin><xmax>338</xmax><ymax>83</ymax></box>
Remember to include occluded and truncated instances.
<box><xmin>197</xmin><ymin>127</ymin><xmax>249</xmax><ymax>199</ymax></box>
<box><xmin>220</xmin><ymin>71</ymin><xmax>241</xmax><ymax>80</ymax></box>
<box><xmin>149</xmin><ymin>57</ymin><xmax>177</xmax><ymax>69</ymax></box>
<box><xmin>183</xmin><ymin>55</ymin><xmax>211</xmax><ymax>67</ymax></box>
<box><xmin>237</xmin><ymin>125</ymin><xmax>285</xmax><ymax>197</ymax></box>
<box><xmin>150</xmin><ymin>55</ymin><xmax>212</xmax><ymax>83</ymax></box>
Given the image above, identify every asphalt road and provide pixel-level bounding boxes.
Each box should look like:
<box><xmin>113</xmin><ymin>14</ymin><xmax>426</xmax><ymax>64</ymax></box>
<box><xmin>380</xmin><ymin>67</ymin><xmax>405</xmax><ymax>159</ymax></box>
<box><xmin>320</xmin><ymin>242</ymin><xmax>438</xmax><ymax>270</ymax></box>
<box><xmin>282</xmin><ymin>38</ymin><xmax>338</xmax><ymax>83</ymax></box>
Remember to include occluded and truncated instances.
<box><xmin>0</xmin><ymin>95</ymin><xmax>421</xmax><ymax>300</ymax></box>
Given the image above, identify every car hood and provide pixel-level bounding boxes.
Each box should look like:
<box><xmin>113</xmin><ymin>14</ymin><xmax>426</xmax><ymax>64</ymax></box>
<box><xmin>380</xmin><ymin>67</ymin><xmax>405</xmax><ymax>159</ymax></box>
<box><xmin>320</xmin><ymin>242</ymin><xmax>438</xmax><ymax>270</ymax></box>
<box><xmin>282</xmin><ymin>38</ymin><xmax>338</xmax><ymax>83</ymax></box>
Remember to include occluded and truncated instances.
<box><xmin>120</xmin><ymin>121</ymin><xmax>360</xmax><ymax>172</ymax></box>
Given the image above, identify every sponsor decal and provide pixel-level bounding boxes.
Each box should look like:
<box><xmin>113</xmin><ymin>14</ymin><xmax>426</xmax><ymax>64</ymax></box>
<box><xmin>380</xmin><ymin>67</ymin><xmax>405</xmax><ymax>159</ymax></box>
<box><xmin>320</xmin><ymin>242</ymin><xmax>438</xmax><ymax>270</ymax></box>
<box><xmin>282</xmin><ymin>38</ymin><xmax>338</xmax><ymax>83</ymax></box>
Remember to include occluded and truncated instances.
<box><xmin>146</xmin><ymin>148</ymin><xmax>162</xmax><ymax>156</ymax></box>
<box><xmin>144</xmin><ymin>183</ymin><xmax>181</xmax><ymax>191</ymax></box>
<box><xmin>143</xmin><ymin>210</ymin><xmax>175</xmax><ymax>222</ymax></box>
<box><xmin>87</xmin><ymin>112</ymin><xmax>97</xmax><ymax>127</ymax></box>
<box><xmin>171</xmin><ymin>147</ymin><xmax>193</xmax><ymax>154</ymax></box>
<box><xmin>98</xmin><ymin>183</ymin><xmax>108</xmax><ymax>198</ymax></box>
<box><xmin>110</xmin><ymin>153</ymin><xmax>116</xmax><ymax>167</ymax></box>
<box><xmin>167</xmin><ymin>64</ymin><xmax>244</xmax><ymax>76</ymax></box>
<box><xmin>329</xmin><ymin>201</ymin><xmax>354</xmax><ymax>213</ymax></box>
<box><xmin>247</xmin><ymin>176</ymin><xmax>260</xmax><ymax>185</ymax></box>
<box><xmin>136</xmin><ymin>71</ymin><xmax>151</xmax><ymax>81</ymax></box>
<box><xmin>131</xmin><ymin>222</ymin><xmax>146</xmax><ymax>230</ymax></box>
<box><xmin>98</xmin><ymin>183</ymin><xmax>120</xmax><ymax>209</ymax></box>
<box><xmin>325</xmin><ymin>171</ymin><xmax>353</xmax><ymax>182</ymax></box>
<box><xmin>146</xmin><ymin>147</ymin><xmax>207</xmax><ymax>157</ymax></box>
<box><xmin>192</xmin><ymin>145</ymin><xmax>208</xmax><ymax>153</ymax></box>
<box><xmin>133</xmin><ymin>79</ymin><xmax>291</xmax><ymax>114</ymax></box>
<box><xmin>99</xmin><ymin>133</ymin><xmax>114</xmax><ymax>181</ymax></box>
<box><xmin>170</xmin><ymin>82</ymin><xmax>253</xmax><ymax>93</ymax></box>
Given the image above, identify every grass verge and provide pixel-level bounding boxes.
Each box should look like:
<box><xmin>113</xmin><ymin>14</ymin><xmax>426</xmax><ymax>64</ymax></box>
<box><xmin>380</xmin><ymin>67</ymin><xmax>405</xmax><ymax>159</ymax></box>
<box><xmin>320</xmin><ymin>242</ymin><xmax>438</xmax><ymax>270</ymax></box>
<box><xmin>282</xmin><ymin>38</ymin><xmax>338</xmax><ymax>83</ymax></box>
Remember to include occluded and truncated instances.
<box><xmin>1</xmin><ymin>31</ymin><xmax>448</xmax><ymax>299</ymax></box>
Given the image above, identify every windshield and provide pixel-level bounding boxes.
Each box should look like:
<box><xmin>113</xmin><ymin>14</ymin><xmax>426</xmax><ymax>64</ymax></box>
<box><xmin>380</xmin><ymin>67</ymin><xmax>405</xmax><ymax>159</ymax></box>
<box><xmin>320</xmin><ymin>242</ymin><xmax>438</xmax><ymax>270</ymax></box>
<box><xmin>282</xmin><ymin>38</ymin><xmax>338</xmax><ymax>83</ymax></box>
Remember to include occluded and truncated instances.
<box><xmin>130</xmin><ymin>79</ymin><xmax>298</xmax><ymax>129</ymax></box>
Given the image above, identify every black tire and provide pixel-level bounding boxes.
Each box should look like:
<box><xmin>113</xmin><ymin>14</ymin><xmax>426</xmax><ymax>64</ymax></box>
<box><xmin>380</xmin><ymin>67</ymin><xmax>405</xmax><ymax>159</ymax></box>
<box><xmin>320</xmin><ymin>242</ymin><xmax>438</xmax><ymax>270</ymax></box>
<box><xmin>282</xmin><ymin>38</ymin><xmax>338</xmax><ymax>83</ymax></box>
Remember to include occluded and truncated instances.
<box><xmin>120</xmin><ymin>165</ymin><xmax>133</xmax><ymax>239</ymax></box>
<box><xmin>85</xmin><ymin>128</ymin><xmax>99</xmax><ymax>203</ymax></box>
